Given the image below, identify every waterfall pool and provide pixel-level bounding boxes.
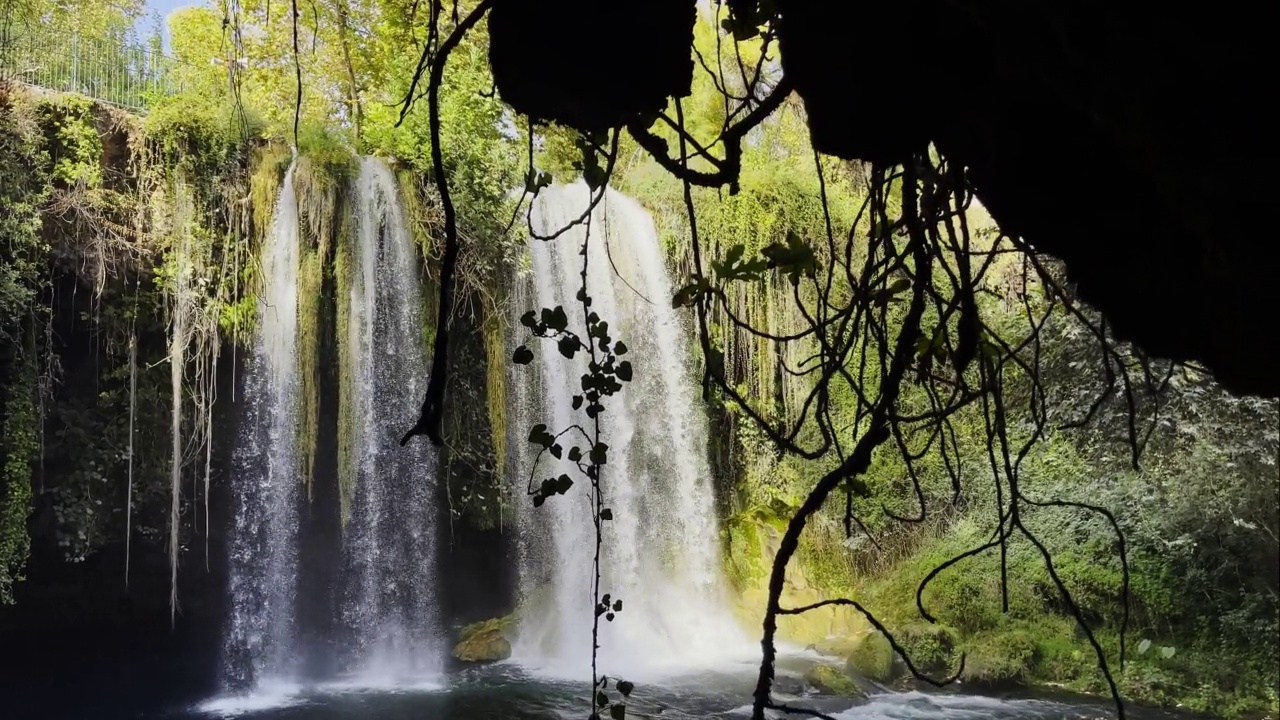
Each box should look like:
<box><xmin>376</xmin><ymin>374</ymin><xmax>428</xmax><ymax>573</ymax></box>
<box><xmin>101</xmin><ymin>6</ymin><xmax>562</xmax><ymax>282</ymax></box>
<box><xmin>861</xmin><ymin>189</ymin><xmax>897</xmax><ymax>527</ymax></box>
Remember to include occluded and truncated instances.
<box><xmin>4</xmin><ymin>657</ymin><xmax>1202</xmax><ymax>720</ymax></box>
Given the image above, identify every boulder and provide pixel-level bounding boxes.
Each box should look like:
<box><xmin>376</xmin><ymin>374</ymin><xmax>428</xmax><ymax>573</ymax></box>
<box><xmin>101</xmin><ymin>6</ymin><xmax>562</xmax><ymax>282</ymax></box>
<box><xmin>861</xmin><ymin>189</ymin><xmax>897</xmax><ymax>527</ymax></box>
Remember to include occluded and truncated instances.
<box><xmin>811</xmin><ymin>635</ymin><xmax>860</xmax><ymax>658</ymax></box>
<box><xmin>804</xmin><ymin>663</ymin><xmax>865</xmax><ymax>698</ymax></box>
<box><xmin>452</xmin><ymin>615</ymin><xmax>515</xmax><ymax>663</ymax></box>
<box><xmin>846</xmin><ymin>631</ymin><xmax>904</xmax><ymax>685</ymax></box>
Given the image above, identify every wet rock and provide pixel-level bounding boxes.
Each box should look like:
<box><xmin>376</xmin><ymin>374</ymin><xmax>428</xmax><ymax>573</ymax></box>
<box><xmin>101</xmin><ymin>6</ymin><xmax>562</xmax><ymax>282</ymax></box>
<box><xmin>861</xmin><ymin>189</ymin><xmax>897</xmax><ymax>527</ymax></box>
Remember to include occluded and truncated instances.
<box><xmin>846</xmin><ymin>630</ymin><xmax>904</xmax><ymax>685</ymax></box>
<box><xmin>804</xmin><ymin>663</ymin><xmax>865</xmax><ymax>698</ymax></box>
<box><xmin>812</xmin><ymin>635</ymin><xmax>860</xmax><ymax>658</ymax></box>
<box><xmin>452</xmin><ymin>615</ymin><xmax>514</xmax><ymax>663</ymax></box>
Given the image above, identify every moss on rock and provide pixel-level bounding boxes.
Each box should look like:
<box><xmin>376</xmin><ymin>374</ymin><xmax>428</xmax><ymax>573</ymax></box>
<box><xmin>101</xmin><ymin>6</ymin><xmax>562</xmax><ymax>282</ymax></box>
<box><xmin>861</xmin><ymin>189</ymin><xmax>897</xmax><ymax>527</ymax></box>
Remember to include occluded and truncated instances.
<box><xmin>452</xmin><ymin>614</ymin><xmax>516</xmax><ymax>663</ymax></box>
<box><xmin>804</xmin><ymin>663</ymin><xmax>865</xmax><ymax>698</ymax></box>
<box><xmin>846</xmin><ymin>631</ymin><xmax>902</xmax><ymax>684</ymax></box>
<box><xmin>961</xmin><ymin>626</ymin><xmax>1038</xmax><ymax>686</ymax></box>
<box><xmin>811</xmin><ymin>635</ymin><xmax>860</xmax><ymax>658</ymax></box>
<box><xmin>896</xmin><ymin>623</ymin><xmax>959</xmax><ymax>675</ymax></box>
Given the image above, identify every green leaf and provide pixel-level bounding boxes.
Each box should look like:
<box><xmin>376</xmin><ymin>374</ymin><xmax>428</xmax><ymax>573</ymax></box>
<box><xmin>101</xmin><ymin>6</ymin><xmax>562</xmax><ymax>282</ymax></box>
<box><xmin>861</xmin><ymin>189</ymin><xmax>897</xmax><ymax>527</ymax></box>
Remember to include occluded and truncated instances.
<box><xmin>617</xmin><ymin>680</ymin><xmax>634</xmax><ymax>697</ymax></box>
<box><xmin>1160</xmin><ymin>646</ymin><xmax>1176</xmax><ymax>659</ymax></box>
<box><xmin>914</xmin><ymin>335</ymin><xmax>932</xmax><ymax>358</ymax></box>
<box><xmin>610</xmin><ymin>704</ymin><xmax>626</xmax><ymax>720</ymax></box>
<box><xmin>1138</xmin><ymin>639</ymin><xmax>1152</xmax><ymax>655</ymax></box>
<box><xmin>615</xmin><ymin>361</ymin><xmax>633</xmax><ymax>382</ymax></box>
<box><xmin>512</xmin><ymin>345</ymin><xmax>534</xmax><ymax>365</ymax></box>
<box><xmin>590</xmin><ymin>442</ymin><xmax>609</xmax><ymax>466</ymax></box>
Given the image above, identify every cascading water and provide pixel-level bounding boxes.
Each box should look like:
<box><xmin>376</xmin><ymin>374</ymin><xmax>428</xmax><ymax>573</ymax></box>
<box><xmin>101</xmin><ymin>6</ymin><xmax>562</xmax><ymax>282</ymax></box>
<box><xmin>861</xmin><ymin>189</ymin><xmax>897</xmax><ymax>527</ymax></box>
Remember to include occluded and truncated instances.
<box><xmin>220</xmin><ymin>161</ymin><xmax>303</xmax><ymax>692</ymax></box>
<box><xmin>336</xmin><ymin>156</ymin><xmax>441</xmax><ymax>684</ymax></box>
<box><xmin>511</xmin><ymin>182</ymin><xmax>754</xmax><ymax>680</ymax></box>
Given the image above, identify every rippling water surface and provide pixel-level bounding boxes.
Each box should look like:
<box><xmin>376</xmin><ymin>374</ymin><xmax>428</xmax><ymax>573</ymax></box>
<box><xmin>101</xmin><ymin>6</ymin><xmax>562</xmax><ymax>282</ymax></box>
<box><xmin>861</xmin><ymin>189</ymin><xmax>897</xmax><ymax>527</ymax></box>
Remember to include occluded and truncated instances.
<box><xmin>4</xmin><ymin>655</ymin><xmax>1200</xmax><ymax>720</ymax></box>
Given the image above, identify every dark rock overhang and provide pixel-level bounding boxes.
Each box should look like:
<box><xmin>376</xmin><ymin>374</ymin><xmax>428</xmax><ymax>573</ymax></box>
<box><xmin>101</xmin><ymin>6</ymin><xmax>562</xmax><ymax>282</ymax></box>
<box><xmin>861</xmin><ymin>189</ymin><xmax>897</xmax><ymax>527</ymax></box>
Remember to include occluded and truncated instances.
<box><xmin>486</xmin><ymin>0</ymin><xmax>1276</xmax><ymax>398</ymax></box>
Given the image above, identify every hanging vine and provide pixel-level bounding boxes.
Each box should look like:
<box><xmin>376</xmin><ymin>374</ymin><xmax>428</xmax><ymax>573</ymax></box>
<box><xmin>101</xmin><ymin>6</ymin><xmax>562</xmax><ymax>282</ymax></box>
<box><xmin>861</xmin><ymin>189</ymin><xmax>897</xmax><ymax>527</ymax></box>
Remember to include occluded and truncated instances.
<box><xmin>395</xmin><ymin>3</ymin><xmax>1168</xmax><ymax>719</ymax></box>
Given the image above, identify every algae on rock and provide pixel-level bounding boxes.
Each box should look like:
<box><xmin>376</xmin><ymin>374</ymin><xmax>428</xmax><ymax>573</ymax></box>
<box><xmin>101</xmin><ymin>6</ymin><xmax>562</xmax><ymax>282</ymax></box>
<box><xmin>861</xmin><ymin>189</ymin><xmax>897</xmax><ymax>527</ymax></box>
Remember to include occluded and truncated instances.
<box><xmin>452</xmin><ymin>614</ymin><xmax>516</xmax><ymax>663</ymax></box>
<box><xmin>846</xmin><ymin>630</ymin><xmax>902</xmax><ymax>685</ymax></box>
<box><xmin>804</xmin><ymin>663</ymin><xmax>866</xmax><ymax>698</ymax></box>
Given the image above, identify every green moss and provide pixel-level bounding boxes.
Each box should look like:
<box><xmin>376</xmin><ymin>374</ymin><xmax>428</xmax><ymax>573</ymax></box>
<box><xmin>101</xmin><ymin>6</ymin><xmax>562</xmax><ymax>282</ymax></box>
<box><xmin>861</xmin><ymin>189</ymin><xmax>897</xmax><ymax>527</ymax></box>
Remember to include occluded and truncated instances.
<box><xmin>453</xmin><ymin>613</ymin><xmax>516</xmax><ymax>664</ymax></box>
<box><xmin>847</xmin><ymin>631</ymin><xmax>899</xmax><ymax>683</ymax></box>
<box><xmin>804</xmin><ymin>663</ymin><xmax>865</xmax><ymax>698</ymax></box>
<box><xmin>962</xmin><ymin>626</ymin><xmax>1038</xmax><ymax>686</ymax></box>
<box><xmin>896</xmin><ymin>623</ymin><xmax>959</xmax><ymax>675</ymax></box>
<box><xmin>293</xmin><ymin>148</ymin><xmax>353</xmax><ymax>501</ymax></box>
<box><xmin>334</xmin><ymin>220</ymin><xmax>356</xmax><ymax>526</ymax></box>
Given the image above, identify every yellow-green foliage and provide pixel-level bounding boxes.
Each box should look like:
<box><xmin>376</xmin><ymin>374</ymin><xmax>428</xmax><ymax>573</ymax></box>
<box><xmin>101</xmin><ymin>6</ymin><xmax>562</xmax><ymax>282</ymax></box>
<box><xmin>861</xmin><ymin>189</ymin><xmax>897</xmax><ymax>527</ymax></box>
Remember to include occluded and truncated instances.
<box><xmin>250</xmin><ymin>145</ymin><xmax>292</xmax><ymax>246</ymax></box>
<box><xmin>38</xmin><ymin>95</ymin><xmax>104</xmax><ymax>187</ymax></box>
<box><xmin>0</xmin><ymin>343</ymin><xmax>38</xmax><ymax>604</ymax></box>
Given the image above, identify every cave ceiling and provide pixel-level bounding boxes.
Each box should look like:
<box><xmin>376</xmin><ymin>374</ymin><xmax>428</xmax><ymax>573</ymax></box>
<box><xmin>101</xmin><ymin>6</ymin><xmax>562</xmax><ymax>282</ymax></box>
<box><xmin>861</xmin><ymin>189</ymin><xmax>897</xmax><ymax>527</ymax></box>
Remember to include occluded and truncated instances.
<box><xmin>486</xmin><ymin>0</ymin><xmax>1276</xmax><ymax>399</ymax></box>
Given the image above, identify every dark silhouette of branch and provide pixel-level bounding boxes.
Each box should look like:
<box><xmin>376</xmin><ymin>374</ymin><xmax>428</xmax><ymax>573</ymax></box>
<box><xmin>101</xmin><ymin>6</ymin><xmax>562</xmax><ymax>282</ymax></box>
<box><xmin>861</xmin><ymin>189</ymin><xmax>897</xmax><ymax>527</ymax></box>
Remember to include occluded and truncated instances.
<box><xmin>626</xmin><ymin>76</ymin><xmax>793</xmax><ymax>195</ymax></box>
<box><xmin>750</xmin><ymin>159</ymin><xmax>934</xmax><ymax>720</ymax></box>
<box><xmin>399</xmin><ymin>0</ymin><xmax>493</xmax><ymax>446</ymax></box>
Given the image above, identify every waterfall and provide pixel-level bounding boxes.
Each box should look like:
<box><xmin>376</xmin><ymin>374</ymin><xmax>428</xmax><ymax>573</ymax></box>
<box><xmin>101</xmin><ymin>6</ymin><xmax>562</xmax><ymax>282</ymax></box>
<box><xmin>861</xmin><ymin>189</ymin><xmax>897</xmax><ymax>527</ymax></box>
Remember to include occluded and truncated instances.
<box><xmin>220</xmin><ymin>161</ymin><xmax>303</xmax><ymax>691</ymax></box>
<box><xmin>511</xmin><ymin>182</ymin><xmax>753</xmax><ymax>680</ymax></box>
<box><xmin>336</xmin><ymin>156</ymin><xmax>441</xmax><ymax>684</ymax></box>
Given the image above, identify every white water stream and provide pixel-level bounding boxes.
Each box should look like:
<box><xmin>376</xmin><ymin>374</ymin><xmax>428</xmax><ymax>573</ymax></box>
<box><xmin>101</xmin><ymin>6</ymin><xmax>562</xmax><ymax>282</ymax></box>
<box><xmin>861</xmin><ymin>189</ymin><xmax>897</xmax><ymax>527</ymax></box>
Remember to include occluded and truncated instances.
<box><xmin>220</xmin><ymin>160</ymin><xmax>304</xmax><ymax>692</ymax></box>
<box><xmin>511</xmin><ymin>183</ymin><xmax>755</xmax><ymax>681</ymax></box>
<box><xmin>337</xmin><ymin>157</ymin><xmax>441</xmax><ymax>683</ymax></box>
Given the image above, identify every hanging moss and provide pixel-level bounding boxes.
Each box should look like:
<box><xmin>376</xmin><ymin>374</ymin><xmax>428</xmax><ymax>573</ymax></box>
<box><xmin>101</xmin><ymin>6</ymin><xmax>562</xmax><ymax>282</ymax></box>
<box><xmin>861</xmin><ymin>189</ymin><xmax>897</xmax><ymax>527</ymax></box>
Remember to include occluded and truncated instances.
<box><xmin>482</xmin><ymin>310</ymin><xmax>508</xmax><ymax>503</ymax></box>
<box><xmin>293</xmin><ymin>151</ymin><xmax>355</xmax><ymax>501</ymax></box>
<box><xmin>394</xmin><ymin>167</ymin><xmax>442</xmax><ymax>359</ymax></box>
<box><xmin>333</xmin><ymin>209</ymin><xmax>356</xmax><ymax>526</ymax></box>
<box><xmin>250</xmin><ymin>145</ymin><xmax>292</xmax><ymax>248</ymax></box>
